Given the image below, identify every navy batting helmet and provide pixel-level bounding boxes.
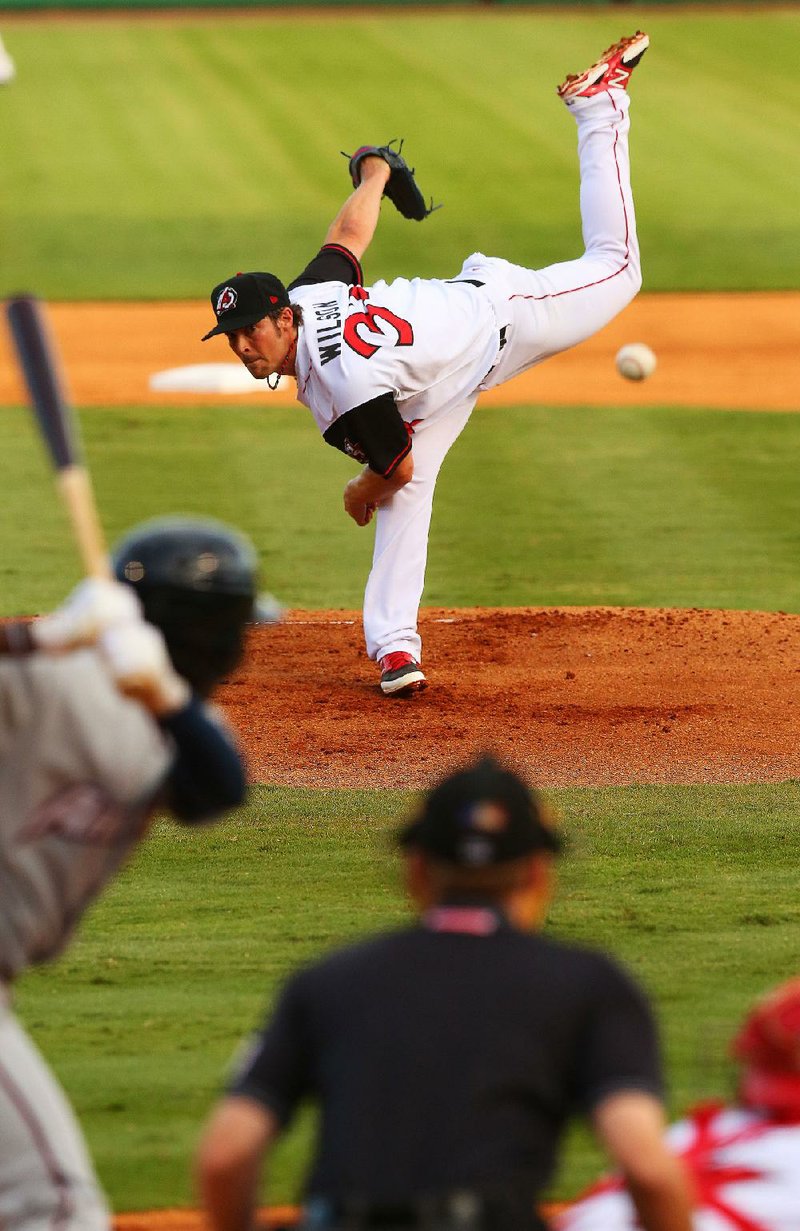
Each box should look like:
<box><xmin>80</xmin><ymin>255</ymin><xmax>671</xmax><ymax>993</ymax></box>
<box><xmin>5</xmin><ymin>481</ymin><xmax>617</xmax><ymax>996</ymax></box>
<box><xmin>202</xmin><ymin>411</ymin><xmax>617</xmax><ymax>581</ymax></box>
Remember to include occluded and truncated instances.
<box><xmin>112</xmin><ymin>516</ymin><xmax>258</xmax><ymax>695</ymax></box>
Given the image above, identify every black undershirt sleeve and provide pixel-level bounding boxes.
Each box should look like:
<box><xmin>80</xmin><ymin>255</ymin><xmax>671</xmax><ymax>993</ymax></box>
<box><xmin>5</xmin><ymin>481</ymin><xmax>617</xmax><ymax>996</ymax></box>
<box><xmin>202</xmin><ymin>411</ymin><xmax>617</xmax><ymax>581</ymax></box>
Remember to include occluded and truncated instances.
<box><xmin>323</xmin><ymin>393</ymin><xmax>412</xmax><ymax>478</ymax></box>
<box><xmin>228</xmin><ymin>977</ymin><xmax>312</xmax><ymax>1127</ymax></box>
<box><xmin>288</xmin><ymin>243</ymin><xmax>363</xmax><ymax>292</ymax></box>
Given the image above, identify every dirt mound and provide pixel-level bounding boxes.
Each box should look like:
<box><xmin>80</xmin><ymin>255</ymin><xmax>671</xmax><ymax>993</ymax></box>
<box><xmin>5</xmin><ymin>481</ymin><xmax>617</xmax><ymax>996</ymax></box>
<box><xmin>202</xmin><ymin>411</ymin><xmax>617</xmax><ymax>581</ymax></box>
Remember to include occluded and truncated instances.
<box><xmin>219</xmin><ymin>606</ymin><xmax>800</xmax><ymax>789</ymax></box>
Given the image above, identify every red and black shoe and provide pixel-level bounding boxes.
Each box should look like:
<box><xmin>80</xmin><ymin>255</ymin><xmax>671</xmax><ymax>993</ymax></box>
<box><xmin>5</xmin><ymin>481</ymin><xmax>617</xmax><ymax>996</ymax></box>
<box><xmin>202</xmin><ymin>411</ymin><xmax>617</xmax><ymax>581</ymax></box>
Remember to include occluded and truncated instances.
<box><xmin>557</xmin><ymin>31</ymin><xmax>649</xmax><ymax>104</ymax></box>
<box><xmin>379</xmin><ymin>651</ymin><xmax>427</xmax><ymax>697</ymax></box>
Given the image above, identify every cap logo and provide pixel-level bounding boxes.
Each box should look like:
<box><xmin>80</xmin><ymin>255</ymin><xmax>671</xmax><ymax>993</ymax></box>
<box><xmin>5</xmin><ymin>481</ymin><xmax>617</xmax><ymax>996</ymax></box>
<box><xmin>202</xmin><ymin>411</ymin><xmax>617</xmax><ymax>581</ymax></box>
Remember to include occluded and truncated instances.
<box><xmin>216</xmin><ymin>286</ymin><xmax>238</xmax><ymax>316</ymax></box>
<box><xmin>269</xmin><ymin>295</ymin><xmax>279</xmax><ymax>304</ymax></box>
<box><xmin>466</xmin><ymin>801</ymin><xmax>509</xmax><ymax>834</ymax></box>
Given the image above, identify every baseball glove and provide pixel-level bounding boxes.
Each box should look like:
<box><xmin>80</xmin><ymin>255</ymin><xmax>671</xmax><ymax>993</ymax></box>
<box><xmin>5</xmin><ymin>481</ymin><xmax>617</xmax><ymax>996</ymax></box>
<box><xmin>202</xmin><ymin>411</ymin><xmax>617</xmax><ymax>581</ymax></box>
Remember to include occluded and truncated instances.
<box><xmin>342</xmin><ymin>139</ymin><xmax>439</xmax><ymax>222</ymax></box>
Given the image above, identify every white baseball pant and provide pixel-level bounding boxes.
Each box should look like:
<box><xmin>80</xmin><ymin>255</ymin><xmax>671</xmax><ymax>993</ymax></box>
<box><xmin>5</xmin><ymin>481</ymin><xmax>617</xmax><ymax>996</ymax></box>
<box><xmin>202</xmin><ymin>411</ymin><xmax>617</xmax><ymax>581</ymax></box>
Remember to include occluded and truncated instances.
<box><xmin>364</xmin><ymin>90</ymin><xmax>641</xmax><ymax>663</ymax></box>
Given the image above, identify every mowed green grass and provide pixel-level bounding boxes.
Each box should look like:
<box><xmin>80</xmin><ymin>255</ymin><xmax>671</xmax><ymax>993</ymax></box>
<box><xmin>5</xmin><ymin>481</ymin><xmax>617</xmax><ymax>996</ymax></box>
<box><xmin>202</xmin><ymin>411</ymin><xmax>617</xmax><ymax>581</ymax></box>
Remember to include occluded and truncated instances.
<box><xmin>0</xmin><ymin>9</ymin><xmax>798</xmax><ymax>294</ymax></box>
<box><xmin>2</xmin><ymin>400</ymin><xmax>800</xmax><ymax>617</ymax></box>
<box><xmin>14</xmin><ymin>782</ymin><xmax>800</xmax><ymax>1208</ymax></box>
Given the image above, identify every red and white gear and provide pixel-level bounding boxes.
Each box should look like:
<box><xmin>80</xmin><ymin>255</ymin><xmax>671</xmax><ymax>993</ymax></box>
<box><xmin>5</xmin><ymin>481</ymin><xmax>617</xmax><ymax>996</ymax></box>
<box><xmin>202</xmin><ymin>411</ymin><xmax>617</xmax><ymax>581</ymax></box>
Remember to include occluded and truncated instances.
<box><xmin>558</xmin><ymin>1101</ymin><xmax>800</xmax><ymax>1231</ymax></box>
<box><xmin>732</xmin><ymin>978</ymin><xmax>800</xmax><ymax>1120</ymax></box>
<box><xmin>559</xmin><ymin>980</ymin><xmax>800</xmax><ymax>1231</ymax></box>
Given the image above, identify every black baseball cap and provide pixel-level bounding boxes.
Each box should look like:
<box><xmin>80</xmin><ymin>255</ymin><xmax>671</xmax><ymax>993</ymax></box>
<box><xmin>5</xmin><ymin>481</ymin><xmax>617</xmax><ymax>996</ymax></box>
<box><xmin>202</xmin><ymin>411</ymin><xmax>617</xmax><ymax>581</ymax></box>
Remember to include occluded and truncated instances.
<box><xmin>202</xmin><ymin>271</ymin><xmax>290</xmax><ymax>341</ymax></box>
<box><xmin>399</xmin><ymin>754</ymin><xmax>562</xmax><ymax>867</ymax></box>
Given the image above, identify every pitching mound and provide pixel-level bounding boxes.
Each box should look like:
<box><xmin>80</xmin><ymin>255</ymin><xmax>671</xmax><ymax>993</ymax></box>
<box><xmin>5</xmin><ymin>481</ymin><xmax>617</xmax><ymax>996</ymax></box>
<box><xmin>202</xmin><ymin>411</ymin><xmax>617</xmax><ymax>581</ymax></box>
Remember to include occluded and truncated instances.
<box><xmin>220</xmin><ymin>606</ymin><xmax>800</xmax><ymax>789</ymax></box>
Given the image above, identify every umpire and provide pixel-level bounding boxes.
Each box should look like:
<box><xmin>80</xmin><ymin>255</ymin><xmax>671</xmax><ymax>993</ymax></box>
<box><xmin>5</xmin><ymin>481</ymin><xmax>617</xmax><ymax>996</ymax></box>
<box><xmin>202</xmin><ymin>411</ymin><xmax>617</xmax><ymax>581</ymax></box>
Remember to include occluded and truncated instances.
<box><xmin>197</xmin><ymin>755</ymin><xmax>691</xmax><ymax>1231</ymax></box>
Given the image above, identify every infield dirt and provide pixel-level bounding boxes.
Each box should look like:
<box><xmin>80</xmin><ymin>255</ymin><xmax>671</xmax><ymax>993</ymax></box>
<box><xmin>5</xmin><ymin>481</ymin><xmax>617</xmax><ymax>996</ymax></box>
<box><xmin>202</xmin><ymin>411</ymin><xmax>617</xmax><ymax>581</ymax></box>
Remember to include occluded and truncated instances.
<box><xmin>223</xmin><ymin>606</ymin><xmax>800</xmax><ymax>789</ymax></box>
<box><xmin>0</xmin><ymin>292</ymin><xmax>798</xmax><ymax>412</ymax></box>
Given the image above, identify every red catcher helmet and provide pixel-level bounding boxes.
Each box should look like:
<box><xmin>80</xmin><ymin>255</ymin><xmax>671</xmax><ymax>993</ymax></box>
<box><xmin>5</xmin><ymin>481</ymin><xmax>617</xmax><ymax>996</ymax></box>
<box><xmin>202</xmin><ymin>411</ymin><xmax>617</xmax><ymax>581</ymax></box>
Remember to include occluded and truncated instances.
<box><xmin>731</xmin><ymin>977</ymin><xmax>800</xmax><ymax>1118</ymax></box>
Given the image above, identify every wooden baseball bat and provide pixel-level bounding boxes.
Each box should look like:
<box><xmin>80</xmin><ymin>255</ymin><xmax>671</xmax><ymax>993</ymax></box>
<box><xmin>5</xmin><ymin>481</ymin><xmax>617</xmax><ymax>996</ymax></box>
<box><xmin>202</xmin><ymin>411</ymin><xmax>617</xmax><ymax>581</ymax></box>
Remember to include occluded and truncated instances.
<box><xmin>6</xmin><ymin>296</ymin><xmax>112</xmax><ymax>579</ymax></box>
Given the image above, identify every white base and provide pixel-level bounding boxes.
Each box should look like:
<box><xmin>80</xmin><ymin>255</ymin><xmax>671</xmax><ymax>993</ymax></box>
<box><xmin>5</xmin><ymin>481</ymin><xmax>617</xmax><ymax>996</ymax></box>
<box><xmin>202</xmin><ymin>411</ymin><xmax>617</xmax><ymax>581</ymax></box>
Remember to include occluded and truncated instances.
<box><xmin>148</xmin><ymin>364</ymin><xmax>287</xmax><ymax>394</ymax></box>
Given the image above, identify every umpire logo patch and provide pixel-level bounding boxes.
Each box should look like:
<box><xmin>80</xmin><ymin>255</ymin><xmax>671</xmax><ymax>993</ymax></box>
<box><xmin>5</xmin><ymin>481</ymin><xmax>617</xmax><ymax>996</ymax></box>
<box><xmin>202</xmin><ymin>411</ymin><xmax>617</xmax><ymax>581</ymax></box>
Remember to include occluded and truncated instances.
<box><xmin>216</xmin><ymin>286</ymin><xmax>238</xmax><ymax>316</ymax></box>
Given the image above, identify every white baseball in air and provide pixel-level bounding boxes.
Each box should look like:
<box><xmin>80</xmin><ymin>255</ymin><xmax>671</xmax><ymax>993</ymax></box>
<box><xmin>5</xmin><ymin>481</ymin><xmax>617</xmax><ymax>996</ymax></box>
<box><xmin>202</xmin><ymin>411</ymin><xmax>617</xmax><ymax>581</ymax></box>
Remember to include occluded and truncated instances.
<box><xmin>615</xmin><ymin>343</ymin><xmax>657</xmax><ymax>381</ymax></box>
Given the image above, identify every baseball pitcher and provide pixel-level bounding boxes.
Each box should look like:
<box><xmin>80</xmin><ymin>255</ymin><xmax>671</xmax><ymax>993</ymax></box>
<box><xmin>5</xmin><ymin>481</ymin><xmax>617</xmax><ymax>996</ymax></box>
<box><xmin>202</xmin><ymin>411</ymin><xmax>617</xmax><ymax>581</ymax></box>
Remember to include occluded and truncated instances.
<box><xmin>202</xmin><ymin>33</ymin><xmax>649</xmax><ymax>697</ymax></box>
<box><xmin>0</xmin><ymin>517</ymin><xmax>258</xmax><ymax>1230</ymax></box>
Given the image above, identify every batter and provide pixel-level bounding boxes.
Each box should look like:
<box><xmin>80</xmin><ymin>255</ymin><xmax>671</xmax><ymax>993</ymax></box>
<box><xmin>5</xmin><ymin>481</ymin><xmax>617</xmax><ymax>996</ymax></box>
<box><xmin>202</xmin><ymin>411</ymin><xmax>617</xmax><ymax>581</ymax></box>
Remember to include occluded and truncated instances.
<box><xmin>0</xmin><ymin>518</ymin><xmax>258</xmax><ymax>1230</ymax></box>
<box><xmin>203</xmin><ymin>33</ymin><xmax>649</xmax><ymax>696</ymax></box>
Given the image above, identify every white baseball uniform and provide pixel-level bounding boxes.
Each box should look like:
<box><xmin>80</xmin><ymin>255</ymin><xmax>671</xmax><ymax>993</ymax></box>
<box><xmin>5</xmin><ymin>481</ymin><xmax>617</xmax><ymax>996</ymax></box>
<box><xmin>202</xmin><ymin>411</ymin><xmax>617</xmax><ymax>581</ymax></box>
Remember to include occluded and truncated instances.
<box><xmin>557</xmin><ymin>1101</ymin><xmax>800</xmax><ymax>1231</ymax></box>
<box><xmin>289</xmin><ymin>89</ymin><xmax>641</xmax><ymax>663</ymax></box>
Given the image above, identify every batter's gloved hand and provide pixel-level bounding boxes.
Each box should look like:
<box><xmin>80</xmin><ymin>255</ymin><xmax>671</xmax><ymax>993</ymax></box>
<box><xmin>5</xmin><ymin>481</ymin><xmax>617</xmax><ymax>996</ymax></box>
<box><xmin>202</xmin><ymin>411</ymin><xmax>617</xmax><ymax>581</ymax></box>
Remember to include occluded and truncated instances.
<box><xmin>32</xmin><ymin>578</ymin><xmax>142</xmax><ymax>652</ymax></box>
<box><xmin>99</xmin><ymin>622</ymin><xmax>191</xmax><ymax>716</ymax></box>
<box><xmin>343</xmin><ymin>139</ymin><xmax>440</xmax><ymax>221</ymax></box>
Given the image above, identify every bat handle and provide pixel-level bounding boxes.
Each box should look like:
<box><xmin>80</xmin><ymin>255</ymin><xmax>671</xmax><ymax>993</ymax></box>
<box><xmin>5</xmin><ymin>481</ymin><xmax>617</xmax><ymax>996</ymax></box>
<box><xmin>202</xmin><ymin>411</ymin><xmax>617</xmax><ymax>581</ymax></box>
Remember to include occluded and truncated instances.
<box><xmin>57</xmin><ymin>465</ymin><xmax>112</xmax><ymax>580</ymax></box>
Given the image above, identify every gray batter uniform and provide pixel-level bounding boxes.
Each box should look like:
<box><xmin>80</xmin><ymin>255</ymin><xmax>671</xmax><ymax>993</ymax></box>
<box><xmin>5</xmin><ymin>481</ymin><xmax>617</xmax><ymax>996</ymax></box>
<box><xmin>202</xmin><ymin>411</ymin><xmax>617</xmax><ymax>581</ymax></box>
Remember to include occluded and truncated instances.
<box><xmin>0</xmin><ymin>650</ymin><xmax>173</xmax><ymax>1230</ymax></box>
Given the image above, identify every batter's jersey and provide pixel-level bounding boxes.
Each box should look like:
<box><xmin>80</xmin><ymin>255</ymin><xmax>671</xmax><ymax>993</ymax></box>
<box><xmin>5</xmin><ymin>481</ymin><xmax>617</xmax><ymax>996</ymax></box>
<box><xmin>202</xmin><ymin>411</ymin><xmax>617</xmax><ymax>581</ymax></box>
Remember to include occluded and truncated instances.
<box><xmin>228</xmin><ymin>902</ymin><xmax>663</xmax><ymax>1224</ymax></box>
<box><xmin>289</xmin><ymin>245</ymin><xmax>503</xmax><ymax>477</ymax></box>
<box><xmin>557</xmin><ymin>1102</ymin><xmax>800</xmax><ymax>1231</ymax></box>
<box><xmin>0</xmin><ymin>650</ymin><xmax>172</xmax><ymax>981</ymax></box>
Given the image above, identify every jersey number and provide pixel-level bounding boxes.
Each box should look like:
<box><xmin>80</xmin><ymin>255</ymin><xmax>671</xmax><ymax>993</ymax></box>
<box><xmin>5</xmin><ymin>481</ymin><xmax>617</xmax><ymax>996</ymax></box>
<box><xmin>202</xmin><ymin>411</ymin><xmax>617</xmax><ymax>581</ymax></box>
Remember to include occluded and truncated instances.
<box><xmin>344</xmin><ymin>306</ymin><xmax>414</xmax><ymax>359</ymax></box>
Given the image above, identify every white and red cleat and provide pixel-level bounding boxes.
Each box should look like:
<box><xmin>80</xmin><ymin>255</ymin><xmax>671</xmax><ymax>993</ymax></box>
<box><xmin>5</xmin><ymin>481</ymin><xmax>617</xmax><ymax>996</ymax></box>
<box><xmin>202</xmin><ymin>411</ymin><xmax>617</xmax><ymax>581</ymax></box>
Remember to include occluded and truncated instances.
<box><xmin>557</xmin><ymin>31</ymin><xmax>649</xmax><ymax>104</ymax></box>
<box><xmin>379</xmin><ymin>651</ymin><xmax>427</xmax><ymax>697</ymax></box>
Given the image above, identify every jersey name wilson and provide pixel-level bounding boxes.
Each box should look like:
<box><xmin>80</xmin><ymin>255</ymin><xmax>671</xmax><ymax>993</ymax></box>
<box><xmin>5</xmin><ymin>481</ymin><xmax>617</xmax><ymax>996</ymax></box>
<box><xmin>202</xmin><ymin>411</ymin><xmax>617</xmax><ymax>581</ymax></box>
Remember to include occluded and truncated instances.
<box><xmin>311</xmin><ymin>299</ymin><xmax>342</xmax><ymax>366</ymax></box>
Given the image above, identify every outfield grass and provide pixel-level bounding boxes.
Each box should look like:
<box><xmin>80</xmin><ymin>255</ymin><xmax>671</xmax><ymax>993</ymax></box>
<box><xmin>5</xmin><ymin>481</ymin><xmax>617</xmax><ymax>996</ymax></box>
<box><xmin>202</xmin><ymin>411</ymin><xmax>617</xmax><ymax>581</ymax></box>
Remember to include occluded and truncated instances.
<box><xmin>2</xmin><ymin>400</ymin><xmax>800</xmax><ymax>617</ymax></box>
<box><xmin>14</xmin><ymin>781</ymin><xmax>800</xmax><ymax>1208</ymax></box>
<box><xmin>1</xmin><ymin>10</ymin><xmax>798</xmax><ymax>295</ymax></box>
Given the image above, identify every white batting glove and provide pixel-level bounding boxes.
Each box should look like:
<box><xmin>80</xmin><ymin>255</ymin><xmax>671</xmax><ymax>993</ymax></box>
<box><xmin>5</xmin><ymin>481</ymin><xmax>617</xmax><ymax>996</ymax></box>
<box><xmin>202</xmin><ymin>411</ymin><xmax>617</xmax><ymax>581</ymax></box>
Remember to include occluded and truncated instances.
<box><xmin>32</xmin><ymin>578</ymin><xmax>142</xmax><ymax>652</ymax></box>
<box><xmin>99</xmin><ymin>622</ymin><xmax>191</xmax><ymax>716</ymax></box>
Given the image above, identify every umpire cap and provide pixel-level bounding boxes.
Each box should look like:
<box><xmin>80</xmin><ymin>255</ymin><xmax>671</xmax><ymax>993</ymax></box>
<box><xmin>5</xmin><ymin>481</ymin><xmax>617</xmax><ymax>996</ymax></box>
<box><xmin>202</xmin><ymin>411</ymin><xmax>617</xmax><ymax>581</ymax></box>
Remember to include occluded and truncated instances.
<box><xmin>399</xmin><ymin>754</ymin><xmax>562</xmax><ymax>867</ymax></box>
<box><xmin>113</xmin><ymin>516</ymin><xmax>258</xmax><ymax>696</ymax></box>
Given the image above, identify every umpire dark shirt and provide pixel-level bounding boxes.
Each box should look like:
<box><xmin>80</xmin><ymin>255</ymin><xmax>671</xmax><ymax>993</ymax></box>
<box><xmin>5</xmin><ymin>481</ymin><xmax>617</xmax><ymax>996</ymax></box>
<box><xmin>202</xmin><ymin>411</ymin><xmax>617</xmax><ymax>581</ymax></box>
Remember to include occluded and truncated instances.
<box><xmin>229</xmin><ymin>901</ymin><xmax>663</xmax><ymax>1225</ymax></box>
